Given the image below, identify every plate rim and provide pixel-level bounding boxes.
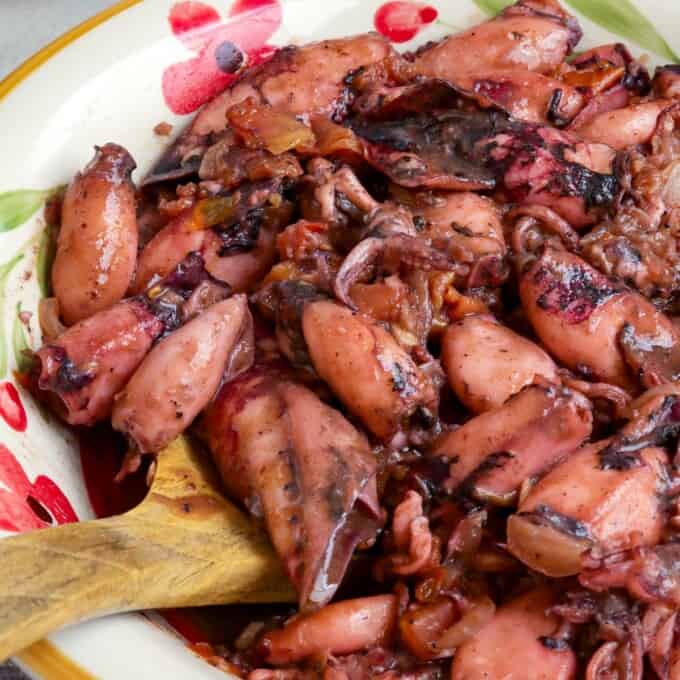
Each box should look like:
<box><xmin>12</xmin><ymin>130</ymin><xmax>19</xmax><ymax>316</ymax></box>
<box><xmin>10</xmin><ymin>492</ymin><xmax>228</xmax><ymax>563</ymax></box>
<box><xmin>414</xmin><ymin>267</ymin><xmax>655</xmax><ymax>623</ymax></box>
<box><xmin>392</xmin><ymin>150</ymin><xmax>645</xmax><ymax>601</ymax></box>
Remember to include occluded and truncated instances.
<box><xmin>2</xmin><ymin>5</ymin><xmax>144</xmax><ymax>677</ymax></box>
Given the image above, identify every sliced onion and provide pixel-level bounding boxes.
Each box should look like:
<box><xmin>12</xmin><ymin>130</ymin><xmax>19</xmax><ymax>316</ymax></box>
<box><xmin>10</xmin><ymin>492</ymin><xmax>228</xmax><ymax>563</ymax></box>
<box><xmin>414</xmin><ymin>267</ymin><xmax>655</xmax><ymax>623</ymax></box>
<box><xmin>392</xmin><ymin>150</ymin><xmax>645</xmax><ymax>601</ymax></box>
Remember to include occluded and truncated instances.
<box><xmin>507</xmin><ymin>514</ymin><xmax>590</xmax><ymax>577</ymax></box>
<box><xmin>437</xmin><ymin>595</ymin><xmax>495</xmax><ymax>651</ymax></box>
<box><xmin>38</xmin><ymin>297</ymin><xmax>66</xmax><ymax>341</ymax></box>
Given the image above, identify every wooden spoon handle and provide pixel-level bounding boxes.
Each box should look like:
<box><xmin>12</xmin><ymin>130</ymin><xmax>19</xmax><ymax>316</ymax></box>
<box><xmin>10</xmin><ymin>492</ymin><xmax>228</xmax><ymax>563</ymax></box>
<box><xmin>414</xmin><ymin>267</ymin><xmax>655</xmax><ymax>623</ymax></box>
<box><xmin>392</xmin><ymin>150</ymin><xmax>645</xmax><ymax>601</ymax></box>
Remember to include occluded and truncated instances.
<box><xmin>0</xmin><ymin>510</ymin><xmax>294</xmax><ymax>661</ymax></box>
<box><xmin>0</xmin><ymin>516</ymin><xmax>138</xmax><ymax>661</ymax></box>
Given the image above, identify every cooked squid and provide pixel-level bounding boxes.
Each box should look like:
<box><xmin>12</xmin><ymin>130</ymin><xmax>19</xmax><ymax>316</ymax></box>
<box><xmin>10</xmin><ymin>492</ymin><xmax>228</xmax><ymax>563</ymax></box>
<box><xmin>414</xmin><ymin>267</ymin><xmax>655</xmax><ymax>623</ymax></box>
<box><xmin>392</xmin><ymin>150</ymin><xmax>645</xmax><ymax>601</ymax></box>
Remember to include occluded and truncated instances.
<box><xmin>414</xmin><ymin>0</ymin><xmax>580</xmax><ymax>79</ymax></box>
<box><xmin>441</xmin><ymin>314</ymin><xmax>558</xmax><ymax>413</ymax></box>
<box><xmin>507</xmin><ymin>441</ymin><xmax>669</xmax><ymax>577</ymax></box>
<box><xmin>570</xmin><ymin>99</ymin><xmax>672</xmax><ymax>150</ymax></box>
<box><xmin>112</xmin><ymin>295</ymin><xmax>253</xmax><ymax>453</ymax></box>
<box><xmin>450</xmin><ymin>588</ymin><xmax>577</xmax><ymax>680</ymax></box>
<box><xmin>257</xmin><ymin>595</ymin><xmax>397</xmax><ymax>665</ymax></box>
<box><xmin>202</xmin><ymin>368</ymin><xmax>383</xmax><ymax>609</ymax></box>
<box><xmin>301</xmin><ymin>299</ymin><xmax>440</xmax><ymax>446</ymax></box>
<box><xmin>34</xmin><ymin>298</ymin><xmax>164</xmax><ymax>426</ymax></box>
<box><xmin>432</xmin><ymin>383</ymin><xmax>592</xmax><ymax>505</ymax></box>
<box><xmin>519</xmin><ymin>245</ymin><xmax>680</xmax><ymax>390</ymax></box>
<box><xmin>35</xmin><ymin>253</ymin><xmax>225</xmax><ymax>426</ymax></box>
<box><xmin>350</xmin><ymin>95</ymin><xmax>618</xmax><ymax>227</ymax></box>
<box><xmin>53</xmin><ymin>144</ymin><xmax>138</xmax><ymax>325</ymax></box>
<box><xmin>581</xmin><ymin>104</ymin><xmax>680</xmax><ymax>303</ymax></box>
<box><xmin>145</xmin><ymin>34</ymin><xmax>394</xmax><ymax>185</ymax></box>
<box><xmin>134</xmin><ymin>179</ymin><xmax>293</xmax><ymax>294</ymax></box>
<box><xmin>32</xmin><ymin>0</ymin><xmax>680</xmax><ymax>675</ymax></box>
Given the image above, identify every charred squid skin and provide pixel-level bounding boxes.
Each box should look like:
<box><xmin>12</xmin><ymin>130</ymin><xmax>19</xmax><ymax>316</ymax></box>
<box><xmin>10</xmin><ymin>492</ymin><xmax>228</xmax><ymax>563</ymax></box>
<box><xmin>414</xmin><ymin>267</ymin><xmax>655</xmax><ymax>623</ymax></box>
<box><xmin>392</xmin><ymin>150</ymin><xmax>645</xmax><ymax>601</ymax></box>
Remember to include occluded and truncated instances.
<box><xmin>522</xmin><ymin>246</ymin><xmax>680</xmax><ymax>391</ymax></box>
<box><xmin>507</xmin><ymin>441</ymin><xmax>669</xmax><ymax>577</ymax></box>
<box><xmin>432</xmin><ymin>382</ymin><xmax>592</xmax><ymax>506</ymax></box>
<box><xmin>520</xmin><ymin>246</ymin><xmax>634</xmax><ymax>389</ymax></box>
<box><xmin>53</xmin><ymin>143</ymin><xmax>138</xmax><ymax>325</ymax></box>
<box><xmin>203</xmin><ymin>368</ymin><xmax>383</xmax><ymax>610</ymax></box>
<box><xmin>111</xmin><ymin>295</ymin><xmax>254</xmax><ymax>454</ymax></box>
<box><xmin>351</xmin><ymin>103</ymin><xmax>619</xmax><ymax>225</ymax></box>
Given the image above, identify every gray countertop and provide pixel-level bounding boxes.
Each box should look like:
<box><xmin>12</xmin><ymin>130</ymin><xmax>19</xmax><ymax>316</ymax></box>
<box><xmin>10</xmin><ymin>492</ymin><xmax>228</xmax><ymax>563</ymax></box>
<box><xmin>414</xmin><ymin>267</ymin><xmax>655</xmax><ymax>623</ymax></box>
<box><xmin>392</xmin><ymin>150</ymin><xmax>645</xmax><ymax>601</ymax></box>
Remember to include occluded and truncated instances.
<box><xmin>1</xmin><ymin>1</ymin><xmax>114</xmax><ymax>79</ymax></box>
<box><xmin>1</xmin><ymin>3</ymin><xmax>115</xmax><ymax>677</ymax></box>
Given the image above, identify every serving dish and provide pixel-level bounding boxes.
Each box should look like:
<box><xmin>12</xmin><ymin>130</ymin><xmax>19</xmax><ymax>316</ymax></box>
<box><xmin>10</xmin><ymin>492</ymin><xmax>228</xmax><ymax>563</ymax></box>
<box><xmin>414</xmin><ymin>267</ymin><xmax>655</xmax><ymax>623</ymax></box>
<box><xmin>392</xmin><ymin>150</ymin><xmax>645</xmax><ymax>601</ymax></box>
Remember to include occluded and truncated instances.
<box><xmin>1</xmin><ymin>0</ymin><xmax>679</xmax><ymax>677</ymax></box>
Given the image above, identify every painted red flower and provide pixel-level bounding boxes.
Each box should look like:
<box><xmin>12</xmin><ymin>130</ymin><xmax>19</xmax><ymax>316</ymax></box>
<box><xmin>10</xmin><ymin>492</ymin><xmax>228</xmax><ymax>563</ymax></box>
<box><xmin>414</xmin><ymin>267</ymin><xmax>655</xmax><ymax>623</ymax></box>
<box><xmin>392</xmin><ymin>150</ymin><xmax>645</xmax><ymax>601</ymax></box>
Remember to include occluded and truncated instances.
<box><xmin>0</xmin><ymin>381</ymin><xmax>27</xmax><ymax>432</ymax></box>
<box><xmin>374</xmin><ymin>1</ymin><xmax>438</xmax><ymax>43</ymax></box>
<box><xmin>0</xmin><ymin>444</ymin><xmax>77</xmax><ymax>533</ymax></box>
<box><xmin>162</xmin><ymin>0</ymin><xmax>282</xmax><ymax>115</ymax></box>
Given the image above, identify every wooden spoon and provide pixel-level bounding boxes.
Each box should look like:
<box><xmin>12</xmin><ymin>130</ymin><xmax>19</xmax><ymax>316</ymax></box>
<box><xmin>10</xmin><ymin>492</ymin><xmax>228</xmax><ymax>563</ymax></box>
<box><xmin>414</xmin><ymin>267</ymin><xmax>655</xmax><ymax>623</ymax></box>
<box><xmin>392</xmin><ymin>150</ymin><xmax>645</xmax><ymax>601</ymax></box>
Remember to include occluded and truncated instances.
<box><xmin>0</xmin><ymin>436</ymin><xmax>295</xmax><ymax>661</ymax></box>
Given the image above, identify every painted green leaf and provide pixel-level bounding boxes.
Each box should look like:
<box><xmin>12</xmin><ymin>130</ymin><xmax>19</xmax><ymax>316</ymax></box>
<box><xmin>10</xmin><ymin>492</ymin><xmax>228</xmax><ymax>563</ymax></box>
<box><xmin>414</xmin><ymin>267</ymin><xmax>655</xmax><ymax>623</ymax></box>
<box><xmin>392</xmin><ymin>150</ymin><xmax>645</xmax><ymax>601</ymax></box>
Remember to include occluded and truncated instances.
<box><xmin>472</xmin><ymin>0</ymin><xmax>512</xmax><ymax>16</ymax></box>
<box><xmin>565</xmin><ymin>0</ymin><xmax>679</xmax><ymax>63</ymax></box>
<box><xmin>36</xmin><ymin>223</ymin><xmax>58</xmax><ymax>297</ymax></box>
<box><xmin>0</xmin><ymin>190</ymin><xmax>49</xmax><ymax>232</ymax></box>
<box><xmin>12</xmin><ymin>303</ymin><xmax>32</xmax><ymax>374</ymax></box>
<box><xmin>0</xmin><ymin>253</ymin><xmax>24</xmax><ymax>377</ymax></box>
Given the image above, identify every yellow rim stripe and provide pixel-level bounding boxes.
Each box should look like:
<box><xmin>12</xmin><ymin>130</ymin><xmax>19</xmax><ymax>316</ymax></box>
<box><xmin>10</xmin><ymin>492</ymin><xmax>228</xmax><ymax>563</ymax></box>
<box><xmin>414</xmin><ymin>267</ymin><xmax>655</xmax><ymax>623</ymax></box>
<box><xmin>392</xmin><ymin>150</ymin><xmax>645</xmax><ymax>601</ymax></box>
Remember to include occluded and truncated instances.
<box><xmin>0</xmin><ymin>0</ymin><xmax>143</xmax><ymax>102</ymax></box>
<box><xmin>2</xmin><ymin>4</ymin><xmax>146</xmax><ymax>676</ymax></box>
<box><xmin>17</xmin><ymin>640</ymin><xmax>97</xmax><ymax>680</ymax></box>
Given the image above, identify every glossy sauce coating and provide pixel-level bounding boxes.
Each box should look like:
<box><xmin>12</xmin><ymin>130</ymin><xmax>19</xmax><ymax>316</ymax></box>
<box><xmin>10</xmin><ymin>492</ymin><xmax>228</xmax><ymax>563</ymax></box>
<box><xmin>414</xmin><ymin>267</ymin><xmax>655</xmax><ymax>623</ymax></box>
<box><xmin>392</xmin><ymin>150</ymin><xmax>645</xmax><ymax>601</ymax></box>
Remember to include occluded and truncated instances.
<box><xmin>53</xmin><ymin>144</ymin><xmax>138</xmax><ymax>324</ymax></box>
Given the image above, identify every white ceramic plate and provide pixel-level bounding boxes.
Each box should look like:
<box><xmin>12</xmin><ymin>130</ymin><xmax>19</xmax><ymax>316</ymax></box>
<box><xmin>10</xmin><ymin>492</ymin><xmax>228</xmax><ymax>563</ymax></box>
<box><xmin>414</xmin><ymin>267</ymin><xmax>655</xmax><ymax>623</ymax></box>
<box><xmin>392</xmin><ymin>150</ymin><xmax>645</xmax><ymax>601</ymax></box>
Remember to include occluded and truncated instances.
<box><xmin>1</xmin><ymin>0</ymin><xmax>679</xmax><ymax>677</ymax></box>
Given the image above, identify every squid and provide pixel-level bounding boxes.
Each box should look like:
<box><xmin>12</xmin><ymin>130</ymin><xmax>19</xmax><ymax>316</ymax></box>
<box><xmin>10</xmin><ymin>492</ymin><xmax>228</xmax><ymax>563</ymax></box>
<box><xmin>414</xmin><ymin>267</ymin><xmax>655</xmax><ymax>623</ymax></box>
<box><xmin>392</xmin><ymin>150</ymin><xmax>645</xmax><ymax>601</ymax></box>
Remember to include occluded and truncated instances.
<box><xmin>507</xmin><ymin>438</ymin><xmax>670</xmax><ymax>577</ymax></box>
<box><xmin>144</xmin><ymin>34</ymin><xmax>394</xmax><ymax>185</ymax></box>
<box><xmin>52</xmin><ymin>144</ymin><xmax>138</xmax><ymax>325</ymax></box>
<box><xmin>407</xmin><ymin>3</ymin><xmax>655</xmax><ymax>127</ymax></box>
<box><xmin>301</xmin><ymin>298</ymin><xmax>440</xmax><ymax>446</ymax></box>
<box><xmin>198</xmin><ymin>138</ymin><xmax>303</xmax><ymax>190</ymax></box>
<box><xmin>34</xmin><ymin>298</ymin><xmax>164</xmax><ymax>426</ymax></box>
<box><xmin>581</xmin><ymin>544</ymin><xmax>680</xmax><ymax>608</ymax></box>
<box><xmin>382</xmin><ymin>190</ymin><xmax>508</xmax><ymax>291</ymax></box>
<box><xmin>202</xmin><ymin>368</ymin><xmax>383</xmax><ymax>609</ymax></box>
<box><xmin>256</xmin><ymin>595</ymin><xmax>397</xmax><ymax>665</ymax></box>
<box><xmin>35</xmin><ymin>253</ymin><xmax>227</xmax><ymax>426</ymax></box>
<box><xmin>554</xmin><ymin>591</ymin><xmax>648</xmax><ymax>680</ymax></box>
<box><xmin>350</xmin><ymin>92</ymin><xmax>618</xmax><ymax>227</ymax></box>
<box><xmin>296</xmin><ymin>165</ymin><xmax>463</xmax><ymax>350</ymax></box>
<box><xmin>413</xmin><ymin>0</ymin><xmax>581</xmax><ymax>79</ymax></box>
<box><xmin>562</xmin><ymin>43</ymin><xmax>651</xmax><ymax>125</ymax></box>
<box><xmin>431</xmin><ymin>382</ymin><xmax>592</xmax><ymax>506</ymax></box>
<box><xmin>399</xmin><ymin>593</ymin><xmax>496</xmax><ymax>663</ymax></box>
<box><xmin>450</xmin><ymin>588</ymin><xmax>577</xmax><ymax>680</ymax></box>
<box><xmin>519</xmin><ymin>245</ymin><xmax>680</xmax><ymax>390</ymax></box>
<box><xmin>133</xmin><ymin>179</ymin><xmax>294</xmax><ymax>294</ymax></box>
<box><xmin>581</xmin><ymin>105</ymin><xmax>680</xmax><ymax>303</ymax></box>
<box><xmin>412</xmin><ymin>16</ymin><xmax>654</xmax><ymax>128</ymax></box>
<box><xmin>381</xmin><ymin>490</ymin><xmax>437</xmax><ymax>578</ymax></box>
<box><xmin>570</xmin><ymin>99</ymin><xmax>672</xmax><ymax>150</ymax></box>
<box><xmin>333</xmin><ymin>203</ymin><xmax>465</xmax><ymax>311</ymax></box>
<box><xmin>112</xmin><ymin>295</ymin><xmax>253</xmax><ymax>454</ymax></box>
<box><xmin>441</xmin><ymin>314</ymin><xmax>558</xmax><ymax>414</ymax></box>
<box><xmin>441</xmin><ymin>310</ymin><xmax>629</xmax><ymax>416</ymax></box>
